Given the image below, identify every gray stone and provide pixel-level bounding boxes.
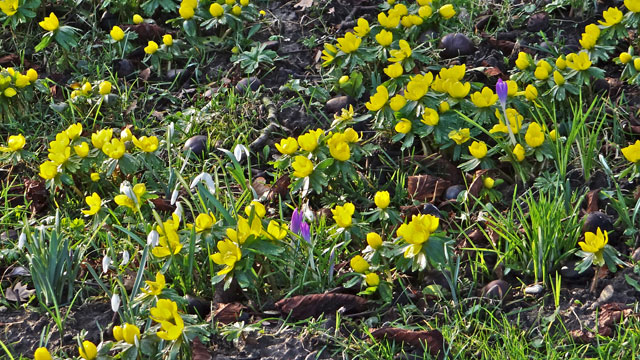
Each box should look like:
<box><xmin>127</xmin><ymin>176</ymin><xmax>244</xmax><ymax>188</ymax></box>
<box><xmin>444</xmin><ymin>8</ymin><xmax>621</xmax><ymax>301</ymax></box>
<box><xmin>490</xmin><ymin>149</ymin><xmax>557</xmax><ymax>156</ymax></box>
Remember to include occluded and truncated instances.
<box><xmin>524</xmin><ymin>284</ymin><xmax>544</xmax><ymax>295</ymax></box>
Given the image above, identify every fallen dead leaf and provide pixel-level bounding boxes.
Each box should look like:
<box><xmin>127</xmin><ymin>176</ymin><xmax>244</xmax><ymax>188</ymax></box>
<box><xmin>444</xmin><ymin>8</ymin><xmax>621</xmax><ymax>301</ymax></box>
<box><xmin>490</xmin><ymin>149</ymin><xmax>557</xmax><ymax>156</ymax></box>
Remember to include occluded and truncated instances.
<box><xmin>212</xmin><ymin>302</ymin><xmax>246</xmax><ymax>324</ymax></box>
<box><xmin>275</xmin><ymin>293</ymin><xmax>367</xmax><ymax>320</ymax></box>
<box><xmin>370</xmin><ymin>328</ymin><xmax>444</xmax><ymax>358</ymax></box>
<box><xmin>407</xmin><ymin>175</ymin><xmax>450</xmax><ymax>202</ymax></box>
<box><xmin>294</xmin><ymin>0</ymin><xmax>314</xmax><ymax>10</ymax></box>
<box><xmin>191</xmin><ymin>337</ymin><xmax>212</xmax><ymax>360</ymax></box>
<box><xmin>5</xmin><ymin>282</ymin><xmax>35</xmax><ymax>302</ymax></box>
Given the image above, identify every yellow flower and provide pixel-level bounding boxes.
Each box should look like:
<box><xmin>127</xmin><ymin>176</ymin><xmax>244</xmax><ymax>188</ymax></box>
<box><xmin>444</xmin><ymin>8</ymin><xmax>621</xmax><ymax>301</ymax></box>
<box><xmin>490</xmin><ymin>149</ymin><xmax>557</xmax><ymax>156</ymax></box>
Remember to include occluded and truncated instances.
<box><xmin>113</xmin><ymin>326</ymin><xmax>124</xmax><ymax>341</ymax></box>
<box><xmin>91</xmin><ymin>172</ymin><xmax>100</xmax><ymax>182</ymax></box>
<box><xmin>374</xmin><ymin>191</ymin><xmax>390</xmax><ymax>209</ymax></box>
<box><xmin>48</xmin><ymin>146</ymin><xmax>71</xmax><ymax>165</ymax></box>
<box><xmin>275</xmin><ymin>137</ymin><xmax>298</xmax><ymax>155</ymax></box>
<box><xmin>390</xmin><ymin>3</ymin><xmax>408</xmax><ymax>16</ymax></box>
<box><xmin>102</xmin><ymin>138</ymin><xmax>126</xmax><ymax>159</ymax></box>
<box><xmin>447</xmin><ymin>81</ymin><xmax>471</xmax><ymax>98</ymax></box>
<box><xmin>34</xmin><ymin>348</ymin><xmax>52</xmax><ymax>360</ymax></box>
<box><xmin>491</xmin><ymin>108</ymin><xmax>523</xmax><ymax>135</ymax></box>
<box><xmin>79</xmin><ymin>340</ymin><xmax>97</xmax><ymax>360</ymax></box>
<box><xmin>240</xmin><ymin>0</ymin><xmax>249</xmax><ymax>6</ymax></box>
<box><xmin>336</xmin><ymin>32</ymin><xmax>362</xmax><ymax>54</ymax></box>
<box><xmin>0</xmin><ymin>0</ymin><xmax>19</xmax><ymax>16</ymax></box>
<box><xmin>566</xmin><ymin>52</ymin><xmax>591</xmax><ymax>71</ymax></box>
<box><xmin>353</xmin><ymin>18</ymin><xmax>370</xmax><ymax>37</ymax></box>
<box><xmin>525</xmin><ymin>122</ymin><xmax>545</xmax><ymax>148</ymax></box>
<box><xmin>210</xmin><ymin>3</ymin><xmax>224</xmax><ymax>17</ymax></box>
<box><xmin>418</xmin><ymin>5</ymin><xmax>433</xmax><ymax>18</ymax></box>
<box><xmin>321</xmin><ymin>43</ymin><xmax>337</xmax><ymax>67</ymax></box>
<box><xmin>3</xmin><ymin>87</ymin><xmax>16</xmax><ymax>97</ymax></box>
<box><xmin>0</xmin><ymin>134</ymin><xmax>25</xmax><ymax>152</ymax></box>
<box><xmin>579</xmin><ymin>32</ymin><xmax>598</xmax><ymax>50</ymax></box>
<box><xmin>14</xmin><ymin>73</ymin><xmax>30</xmax><ymax>88</ymax></box>
<box><xmin>553</xmin><ymin>70</ymin><xmax>565</xmax><ymax>86</ymax></box>
<box><xmin>226</xmin><ymin>216</ymin><xmax>262</xmax><ymax>244</ymax></box>
<box><xmin>99</xmin><ymin>81</ymin><xmax>111</xmax><ymax>95</ymax></box>
<box><xmin>448</xmin><ymin>128</ymin><xmax>470</xmax><ymax>145</ymax></box>
<box><xmin>244</xmin><ymin>200</ymin><xmax>266</xmax><ymax>218</ymax></box>
<box><xmin>132</xmin><ymin>135</ymin><xmax>159</xmax><ymax>152</ymax></box>
<box><xmin>350</xmin><ymin>255</ymin><xmax>369</xmax><ymax>273</ymax></box>
<box><xmin>397</xmin><ymin>214</ymin><xmax>439</xmax><ymax>257</ymax></box>
<box><xmin>232</xmin><ymin>5</ymin><xmax>241</xmax><ymax>15</ymax></box>
<box><xmin>579</xmin><ymin>227</ymin><xmax>608</xmax><ymax>266</ymax></box>
<box><xmin>395</xmin><ymin>118</ymin><xmax>412</xmax><ymax>134</ymax></box>
<box><xmin>626</xmin><ymin>0</ymin><xmax>640</xmax><ymax>12</ymax></box>
<box><xmin>133</xmin><ymin>14</ymin><xmax>144</xmax><ymax>24</ymax></box>
<box><xmin>635</xmin><ymin>58</ymin><xmax>640</xmax><ymax>71</ymax></box>
<box><xmin>334</xmin><ymin>105</ymin><xmax>354</xmax><ymax>122</ymax></box>
<box><xmin>620</xmin><ymin>52</ymin><xmax>632</xmax><ymax>64</ymax></box>
<box><xmin>152</xmin><ymin>226</ymin><xmax>182</xmax><ymax>258</ymax></box>
<box><xmin>439</xmin><ymin>101</ymin><xmax>450</xmax><ymax>112</ymax></box>
<box><xmin>210</xmin><ymin>239</ymin><xmax>242</xmax><ymax>275</ymax></box>
<box><xmin>332</xmin><ymin>202</ymin><xmax>355</xmax><ymax>228</ymax></box>
<box><xmin>259</xmin><ymin>9</ymin><xmax>266</xmax><ymax>16</ymax></box>
<box><xmin>292</xmin><ymin>156</ymin><xmax>313</xmax><ymax>178</ymax></box>
<box><xmin>365</xmin><ymin>85</ymin><xmax>389</xmax><ymax>111</ymax></box>
<box><xmin>439</xmin><ymin>4</ymin><xmax>456</xmax><ymax>19</ymax></box>
<box><xmin>404</xmin><ymin>73</ymin><xmax>432</xmax><ymax>100</ymax></box>
<box><xmin>329</xmin><ymin>140</ymin><xmax>350</xmax><ymax>161</ymax></box>
<box><xmin>142</xmin><ymin>272</ymin><xmax>166</xmax><ymax>296</ymax></box>
<box><xmin>470</xmin><ymin>87</ymin><xmax>498</xmax><ymax>108</ymax></box>
<box><xmin>375</xmin><ymin>29</ymin><xmax>393</xmax><ymax>47</ymax></box>
<box><xmin>150</xmin><ymin>299</ymin><xmax>184</xmax><ymax>341</ymax></box>
<box><xmin>524</xmin><ymin>84</ymin><xmax>538</xmax><ymax>100</ymax></box>
<box><xmin>468</xmin><ymin>141</ymin><xmax>487</xmax><ymax>159</ymax></box>
<box><xmin>179</xmin><ymin>3</ymin><xmax>195</xmax><ymax>19</ymax></box>
<box><xmin>65</xmin><ymin>123</ymin><xmax>82</xmax><ymax>140</ymax></box>
<box><xmin>81</xmin><ymin>193</ymin><xmax>101</xmax><ymax>216</ymax></box>
<box><xmin>123</xmin><ymin>323</ymin><xmax>140</xmax><ymax>344</ymax></box>
<box><xmin>534</xmin><ymin>66</ymin><xmax>549</xmax><ymax>80</ymax></box>
<box><xmin>389</xmin><ymin>95</ymin><xmax>406</xmax><ymax>111</ymax></box>
<box><xmin>39</xmin><ymin>161</ymin><xmax>58</xmax><ymax>179</ymax></box>
<box><xmin>515</xmin><ymin>52</ymin><xmax>530</xmax><ymax>70</ymax></box>
<box><xmin>384</xmin><ymin>62</ymin><xmax>403</xmax><ymax>78</ymax></box>
<box><xmin>39</xmin><ymin>12</ymin><xmax>59</xmax><ymax>32</ymax></box>
<box><xmin>297</xmin><ymin>129</ymin><xmax>322</xmax><ymax>152</ymax></box>
<box><xmin>110</xmin><ymin>26</ymin><xmax>125</xmax><ymax>41</ymax></box>
<box><xmin>338</xmin><ymin>75</ymin><xmax>349</xmax><ymax>84</ymax></box>
<box><xmin>483</xmin><ymin>176</ymin><xmax>495</xmax><ymax>189</ymax></box>
<box><xmin>266</xmin><ymin>220</ymin><xmax>288</xmax><ymax>240</ymax></box>
<box><xmin>91</xmin><ymin>128</ymin><xmax>113</xmax><ymax>149</ymax></box>
<box><xmin>420</xmin><ymin>108</ymin><xmax>440</xmax><ymax>126</ymax></box>
<box><xmin>74</xmin><ymin>142</ymin><xmax>89</xmax><ymax>157</ymax></box>
<box><xmin>365</xmin><ymin>272</ymin><xmax>380</xmax><ymax>286</ymax></box>
<box><xmin>195</xmin><ymin>212</ymin><xmax>216</xmax><ymax>232</ymax></box>
<box><xmin>367</xmin><ymin>232</ymin><xmax>383</xmax><ymax>249</ymax></box>
<box><xmin>388</xmin><ymin>40</ymin><xmax>412</xmax><ymax>62</ymax></box>
<box><xmin>622</xmin><ymin>140</ymin><xmax>640</xmax><ymax>163</ymax></box>
<box><xmin>599</xmin><ymin>7</ymin><xmax>623</xmax><ymax>27</ymax></box>
<box><xmin>145</xmin><ymin>41</ymin><xmax>159</xmax><ymax>54</ymax></box>
<box><xmin>378</xmin><ymin>12</ymin><xmax>400</xmax><ymax>28</ymax></box>
<box><xmin>549</xmin><ymin>129</ymin><xmax>557</xmax><ymax>141</ymax></box>
<box><xmin>26</xmin><ymin>68</ymin><xmax>38</xmax><ymax>82</ymax></box>
<box><xmin>513</xmin><ymin>143</ymin><xmax>525</xmax><ymax>161</ymax></box>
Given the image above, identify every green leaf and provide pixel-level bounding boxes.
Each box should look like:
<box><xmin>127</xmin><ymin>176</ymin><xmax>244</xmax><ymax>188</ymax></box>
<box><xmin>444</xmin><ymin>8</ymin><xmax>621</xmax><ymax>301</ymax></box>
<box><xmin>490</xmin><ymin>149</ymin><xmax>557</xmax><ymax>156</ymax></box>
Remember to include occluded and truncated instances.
<box><xmin>35</xmin><ymin>35</ymin><xmax>52</xmax><ymax>52</ymax></box>
<box><xmin>247</xmin><ymin>239</ymin><xmax>284</xmax><ymax>256</ymax></box>
<box><xmin>183</xmin><ymin>20</ymin><xmax>196</xmax><ymax>37</ymax></box>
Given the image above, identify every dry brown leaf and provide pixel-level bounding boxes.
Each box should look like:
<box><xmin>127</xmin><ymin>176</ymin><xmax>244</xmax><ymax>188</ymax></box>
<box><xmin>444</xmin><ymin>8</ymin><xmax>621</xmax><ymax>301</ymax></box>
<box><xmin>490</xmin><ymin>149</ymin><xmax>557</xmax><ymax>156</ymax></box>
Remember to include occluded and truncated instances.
<box><xmin>294</xmin><ymin>0</ymin><xmax>313</xmax><ymax>10</ymax></box>
<box><xmin>191</xmin><ymin>338</ymin><xmax>212</xmax><ymax>360</ymax></box>
<box><xmin>407</xmin><ymin>175</ymin><xmax>450</xmax><ymax>202</ymax></box>
<box><xmin>370</xmin><ymin>328</ymin><xmax>444</xmax><ymax>357</ymax></box>
<box><xmin>275</xmin><ymin>293</ymin><xmax>367</xmax><ymax>320</ymax></box>
<box><xmin>213</xmin><ymin>302</ymin><xmax>246</xmax><ymax>324</ymax></box>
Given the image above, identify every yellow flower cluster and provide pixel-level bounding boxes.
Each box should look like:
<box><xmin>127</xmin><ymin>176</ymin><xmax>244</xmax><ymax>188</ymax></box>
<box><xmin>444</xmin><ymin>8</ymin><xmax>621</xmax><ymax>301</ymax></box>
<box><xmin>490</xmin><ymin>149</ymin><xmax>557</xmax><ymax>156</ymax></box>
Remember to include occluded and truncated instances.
<box><xmin>150</xmin><ymin>299</ymin><xmax>185</xmax><ymax>340</ymax></box>
<box><xmin>397</xmin><ymin>214</ymin><xmax>440</xmax><ymax>258</ymax></box>
<box><xmin>0</xmin><ymin>66</ymin><xmax>38</xmax><ymax>98</ymax></box>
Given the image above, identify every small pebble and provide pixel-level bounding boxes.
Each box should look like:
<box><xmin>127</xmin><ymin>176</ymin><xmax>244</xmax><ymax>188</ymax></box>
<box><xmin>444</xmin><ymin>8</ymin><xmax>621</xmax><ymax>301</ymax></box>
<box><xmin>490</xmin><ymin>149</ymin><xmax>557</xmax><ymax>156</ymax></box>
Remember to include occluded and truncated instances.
<box><xmin>524</xmin><ymin>284</ymin><xmax>544</xmax><ymax>295</ymax></box>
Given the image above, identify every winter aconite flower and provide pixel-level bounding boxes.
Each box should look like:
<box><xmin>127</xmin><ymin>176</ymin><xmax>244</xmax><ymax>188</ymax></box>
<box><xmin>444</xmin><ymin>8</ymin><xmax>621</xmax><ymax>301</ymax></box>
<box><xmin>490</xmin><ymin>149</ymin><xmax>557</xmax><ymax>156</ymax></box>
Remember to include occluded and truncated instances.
<box><xmin>275</xmin><ymin>137</ymin><xmax>298</xmax><ymax>155</ymax></box>
<box><xmin>553</xmin><ymin>70</ymin><xmax>565</xmax><ymax>86</ymax></box>
<box><xmin>99</xmin><ymin>81</ymin><xmax>112</xmax><ymax>95</ymax></box>
<box><xmin>395</xmin><ymin>118</ymin><xmax>412</xmax><ymax>134</ymax></box>
<box><xmin>525</xmin><ymin>122</ymin><xmax>545</xmax><ymax>148</ymax></box>
<box><xmin>366</xmin><ymin>85</ymin><xmax>389</xmax><ymax>111</ymax></box>
<box><xmin>332</xmin><ymin>202</ymin><xmax>355</xmax><ymax>228</ymax></box>
<box><xmin>110</xmin><ymin>26</ymin><xmax>125</xmax><ymax>41</ymax></box>
<box><xmin>81</xmin><ymin>193</ymin><xmax>101</xmax><ymax>216</ymax></box>
<box><xmin>566</xmin><ymin>52</ymin><xmax>591</xmax><ymax>71</ymax></box>
<box><xmin>210</xmin><ymin>3</ymin><xmax>224</xmax><ymax>17</ymax></box>
<box><xmin>513</xmin><ymin>144</ymin><xmax>525</xmax><ymax>161</ymax></box>
<box><xmin>365</xmin><ymin>273</ymin><xmax>380</xmax><ymax>286</ymax></box>
<box><xmin>0</xmin><ymin>0</ymin><xmax>19</xmax><ymax>16</ymax></box>
<box><xmin>469</xmin><ymin>141</ymin><xmax>488</xmax><ymax>159</ymax></box>
<box><xmin>132</xmin><ymin>136</ymin><xmax>159</xmax><ymax>152</ymax></box>
<box><xmin>34</xmin><ymin>348</ymin><xmax>52</xmax><ymax>360</ymax></box>
<box><xmin>388</xmin><ymin>40</ymin><xmax>412</xmax><ymax>62</ymax></box>
<box><xmin>471</xmin><ymin>87</ymin><xmax>498</xmax><ymax>108</ymax></box>
<box><xmin>92</xmin><ymin>129</ymin><xmax>113</xmax><ymax>149</ymax></box>
<box><xmin>421</xmin><ymin>108</ymin><xmax>439</xmax><ymax>126</ymax></box>
<box><xmin>620</xmin><ymin>52</ymin><xmax>632</xmax><ymax>64</ymax></box>
<box><xmin>378</xmin><ymin>12</ymin><xmax>400</xmax><ymax>28</ymax></box>
<box><xmin>353</xmin><ymin>18</ymin><xmax>370</xmax><ymax>37</ymax></box>
<box><xmin>149</xmin><ymin>299</ymin><xmax>184</xmax><ymax>341</ymax></box>
<box><xmin>367</xmin><ymin>232</ymin><xmax>383</xmax><ymax>249</ymax></box>
<box><xmin>39</xmin><ymin>161</ymin><xmax>58</xmax><ymax>179</ymax></box>
<box><xmin>389</xmin><ymin>95</ymin><xmax>406</xmax><ymax>111</ymax></box>
<box><xmin>579</xmin><ymin>227</ymin><xmax>608</xmax><ymax>266</ymax></box>
<box><xmin>622</xmin><ymin>140</ymin><xmax>640</xmax><ymax>163</ymax></box>
<box><xmin>336</xmin><ymin>32</ymin><xmax>361</xmax><ymax>54</ymax></box>
<box><xmin>144</xmin><ymin>41</ymin><xmax>159</xmax><ymax>54</ymax></box>
<box><xmin>39</xmin><ymin>13</ymin><xmax>59</xmax><ymax>32</ymax></box>
<box><xmin>626</xmin><ymin>0</ymin><xmax>640</xmax><ymax>12</ymax></box>
<box><xmin>195</xmin><ymin>212</ymin><xmax>216</xmax><ymax>232</ymax></box>
<box><xmin>292</xmin><ymin>156</ymin><xmax>313</xmax><ymax>178</ymax></box>
<box><xmin>374</xmin><ymin>191</ymin><xmax>390</xmax><ymax>209</ymax></box>
<box><xmin>102</xmin><ymin>138</ymin><xmax>126</xmax><ymax>159</ymax></box>
<box><xmin>0</xmin><ymin>134</ymin><xmax>25</xmax><ymax>152</ymax></box>
<box><xmin>447</xmin><ymin>81</ymin><xmax>471</xmax><ymax>98</ymax></box>
<box><xmin>397</xmin><ymin>214</ymin><xmax>439</xmax><ymax>258</ymax></box>
<box><xmin>483</xmin><ymin>177</ymin><xmax>495</xmax><ymax>189</ymax></box>
<box><xmin>74</xmin><ymin>142</ymin><xmax>89</xmax><ymax>157</ymax></box>
<box><xmin>78</xmin><ymin>340</ymin><xmax>97</xmax><ymax>360</ymax></box>
<box><xmin>599</xmin><ymin>7</ymin><xmax>623</xmax><ymax>27</ymax></box>
<box><xmin>524</xmin><ymin>84</ymin><xmax>538</xmax><ymax>100</ymax></box>
<box><xmin>244</xmin><ymin>201</ymin><xmax>266</xmax><ymax>218</ymax></box>
<box><xmin>384</xmin><ymin>62</ymin><xmax>403</xmax><ymax>78</ymax></box>
<box><xmin>123</xmin><ymin>323</ymin><xmax>140</xmax><ymax>344</ymax></box>
<box><xmin>448</xmin><ymin>128</ymin><xmax>470</xmax><ymax>145</ymax></box>
<box><xmin>515</xmin><ymin>52</ymin><xmax>530</xmax><ymax>70</ymax></box>
<box><xmin>329</xmin><ymin>139</ymin><xmax>350</xmax><ymax>161</ymax></box>
<box><xmin>210</xmin><ymin>239</ymin><xmax>241</xmax><ymax>275</ymax></box>
<box><xmin>163</xmin><ymin>34</ymin><xmax>173</xmax><ymax>46</ymax></box>
<box><xmin>113</xmin><ymin>326</ymin><xmax>124</xmax><ymax>341</ymax></box>
<box><xmin>142</xmin><ymin>272</ymin><xmax>166</xmax><ymax>296</ymax></box>
<box><xmin>439</xmin><ymin>4</ymin><xmax>455</xmax><ymax>19</ymax></box>
<box><xmin>350</xmin><ymin>255</ymin><xmax>369</xmax><ymax>273</ymax></box>
<box><xmin>375</xmin><ymin>29</ymin><xmax>393</xmax><ymax>46</ymax></box>
<box><xmin>266</xmin><ymin>220</ymin><xmax>288</xmax><ymax>240</ymax></box>
<box><xmin>298</xmin><ymin>129</ymin><xmax>322</xmax><ymax>152</ymax></box>
<box><xmin>133</xmin><ymin>14</ymin><xmax>143</xmax><ymax>24</ymax></box>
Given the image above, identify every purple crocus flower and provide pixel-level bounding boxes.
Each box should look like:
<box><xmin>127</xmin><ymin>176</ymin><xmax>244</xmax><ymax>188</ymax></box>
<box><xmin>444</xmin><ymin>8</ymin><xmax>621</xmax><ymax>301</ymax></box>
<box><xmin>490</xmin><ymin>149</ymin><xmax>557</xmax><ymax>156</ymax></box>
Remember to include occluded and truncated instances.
<box><xmin>496</xmin><ymin>78</ymin><xmax>508</xmax><ymax>109</ymax></box>
<box><xmin>291</xmin><ymin>208</ymin><xmax>303</xmax><ymax>235</ymax></box>
<box><xmin>300</xmin><ymin>222</ymin><xmax>311</xmax><ymax>244</ymax></box>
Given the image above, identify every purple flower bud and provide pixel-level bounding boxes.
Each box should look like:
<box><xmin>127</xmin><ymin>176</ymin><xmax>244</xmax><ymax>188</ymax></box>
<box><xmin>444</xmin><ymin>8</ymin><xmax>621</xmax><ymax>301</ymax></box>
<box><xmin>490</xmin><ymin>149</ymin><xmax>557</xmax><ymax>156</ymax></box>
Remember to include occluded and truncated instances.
<box><xmin>300</xmin><ymin>222</ymin><xmax>311</xmax><ymax>244</ymax></box>
<box><xmin>496</xmin><ymin>78</ymin><xmax>508</xmax><ymax>109</ymax></box>
<box><xmin>291</xmin><ymin>208</ymin><xmax>303</xmax><ymax>235</ymax></box>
